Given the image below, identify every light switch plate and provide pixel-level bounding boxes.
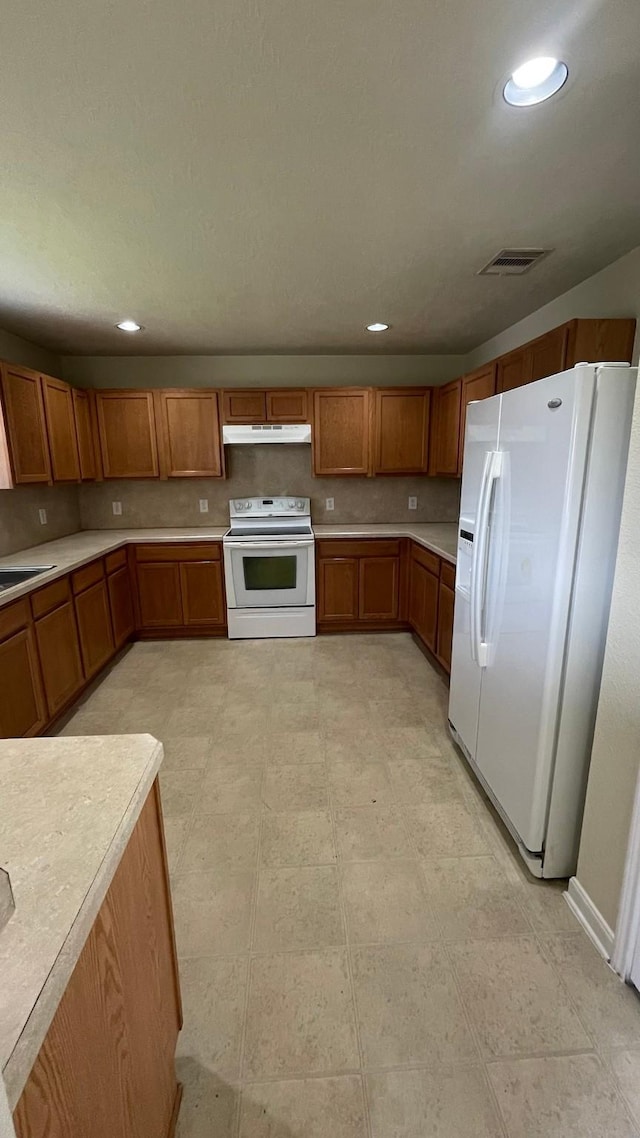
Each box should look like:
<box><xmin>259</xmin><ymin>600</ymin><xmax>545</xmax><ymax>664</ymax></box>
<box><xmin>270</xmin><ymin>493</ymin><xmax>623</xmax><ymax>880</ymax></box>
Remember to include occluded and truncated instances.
<box><xmin>38</xmin><ymin>508</ymin><xmax>47</xmax><ymax>525</ymax></box>
<box><xmin>408</xmin><ymin>496</ymin><xmax>418</xmax><ymax>510</ymax></box>
<box><xmin>198</xmin><ymin>499</ymin><xmax>209</xmax><ymax>513</ymax></box>
<box><xmin>325</xmin><ymin>497</ymin><xmax>335</xmax><ymax>511</ymax></box>
<box><xmin>112</xmin><ymin>501</ymin><xmax>122</xmax><ymax>516</ymax></box>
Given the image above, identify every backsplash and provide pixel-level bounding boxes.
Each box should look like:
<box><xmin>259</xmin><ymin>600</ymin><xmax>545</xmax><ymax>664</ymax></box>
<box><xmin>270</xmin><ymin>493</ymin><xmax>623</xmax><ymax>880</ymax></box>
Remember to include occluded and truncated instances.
<box><xmin>79</xmin><ymin>446</ymin><xmax>461</xmax><ymax>528</ymax></box>
<box><xmin>0</xmin><ymin>485</ymin><xmax>81</xmax><ymax>557</ymax></box>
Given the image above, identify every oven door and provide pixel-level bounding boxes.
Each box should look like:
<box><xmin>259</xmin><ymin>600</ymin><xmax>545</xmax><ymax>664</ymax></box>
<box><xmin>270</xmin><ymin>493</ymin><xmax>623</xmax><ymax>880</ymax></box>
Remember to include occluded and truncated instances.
<box><xmin>224</xmin><ymin>540</ymin><xmax>315</xmax><ymax>609</ymax></box>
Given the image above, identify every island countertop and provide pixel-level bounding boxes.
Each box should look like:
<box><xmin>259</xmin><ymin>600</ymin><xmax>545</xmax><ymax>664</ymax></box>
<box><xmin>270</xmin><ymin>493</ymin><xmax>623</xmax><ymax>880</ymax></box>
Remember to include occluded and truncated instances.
<box><xmin>0</xmin><ymin>734</ymin><xmax>164</xmax><ymax>1111</ymax></box>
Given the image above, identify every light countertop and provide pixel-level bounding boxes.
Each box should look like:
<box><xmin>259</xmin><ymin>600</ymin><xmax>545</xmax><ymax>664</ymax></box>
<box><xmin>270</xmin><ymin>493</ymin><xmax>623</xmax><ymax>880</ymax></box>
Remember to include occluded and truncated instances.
<box><xmin>0</xmin><ymin>734</ymin><xmax>164</xmax><ymax>1110</ymax></box>
<box><xmin>313</xmin><ymin>522</ymin><xmax>458</xmax><ymax>563</ymax></box>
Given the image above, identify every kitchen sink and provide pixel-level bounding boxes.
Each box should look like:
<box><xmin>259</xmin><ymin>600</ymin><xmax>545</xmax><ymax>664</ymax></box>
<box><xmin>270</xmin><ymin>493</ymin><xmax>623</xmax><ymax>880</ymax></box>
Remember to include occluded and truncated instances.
<box><xmin>0</xmin><ymin>566</ymin><xmax>55</xmax><ymax>592</ymax></box>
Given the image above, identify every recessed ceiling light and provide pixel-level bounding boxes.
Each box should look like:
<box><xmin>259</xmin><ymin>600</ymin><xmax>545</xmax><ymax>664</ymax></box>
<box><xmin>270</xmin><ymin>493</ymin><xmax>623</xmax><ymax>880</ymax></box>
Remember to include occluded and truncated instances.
<box><xmin>503</xmin><ymin>56</ymin><xmax>568</xmax><ymax>107</ymax></box>
<box><xmin>116</xmin><ymin>319</ymin><xmax>143</xmax><ymax>332</ymax></box>
<box><xmin>367</xmin><ymin>322</ymin><xmax>390</xmax><ymax>332</ymax></box>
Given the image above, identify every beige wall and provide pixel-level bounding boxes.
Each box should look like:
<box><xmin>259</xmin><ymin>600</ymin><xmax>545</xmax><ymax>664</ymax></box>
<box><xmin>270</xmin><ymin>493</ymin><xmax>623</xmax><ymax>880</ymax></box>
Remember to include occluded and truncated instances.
<box><xmin>61</xmin><ymin>353</ymin><xmax>464</xmax><ymax>389</ymax></box>
<box><xmin>0</xmin><ymin>485</ymin><xmax>81</xmax><ymax>557</ymax></box>
<box><xmin>79</xmin><ymin>446</ymin><xmax>461</xmax><ymax>529</ymax></box>
<box><xmin>0</xmin><ymin>327</ymin><xmax>61</xmax><ymax>375</ymax></box>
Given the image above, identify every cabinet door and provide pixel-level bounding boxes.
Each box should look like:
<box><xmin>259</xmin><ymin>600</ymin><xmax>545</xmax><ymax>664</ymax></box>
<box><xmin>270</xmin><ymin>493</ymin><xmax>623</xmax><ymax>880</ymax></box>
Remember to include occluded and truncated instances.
<box><xmin>96</xmin><ymin>391</ymin><xmax>159</xmax><ymax>478</ymax></box>
<box><xmin>72</xmin><ymin>389</ymin><xmax>98</xmax><ymax>480</ymax></box>
<box><xmin>222</xmin><ymin>390</ymin><xmax>267</xmax><ymax>423</ymax></box>
<box><xmin>157</xmin><ymin>389</ymin><xmax>224</xmax><ymax>478</ymax></box>
<box><xmin>75</xmin><ymin>579</ymin><xmax>115</xmax><ymax>678</ymax></box>
<box><xmin>108</xmin><ymin>565</ymin><xmax>135</xmax><ymax>647</ymax></box>
<box><xmin>528</xmin><ymin>325</ymin><xmax>570</xmax><ymax>383</ymax></box>
<box><xmin>42</xmin><ymin>375</ymin><xmax>80</xmax><ymax>482</ymax></box>
<box><xmin>265</xmin><ymin>389</ymin><xmax>309</xmax><ymax>423</ymax></box>
<box><xmin>567</xmin><ymin>318</ymin><xmax>636</xmax><ymax>367</ymax></box>
<box><xmin>180</xmin><ymin>561</ymin><xmax>226</xmax><ymax>625</ymax></box>
<box><xmin>459</xmin><ymin>364</ymin><xmax>497</xmax><ymax>473</ymax></box>
<box><xmin>0</xmin><ymin>364</ymin><xmax>51</xmax><ymax>484</ymax></box>
<box><xmin>359</xmin><ymin>557</ymin><xmax>399</xmax><ymax>621</ymax></box>
<box><xmin>312</xmin><ymin>389</ymin><xmax>371</xmax><ymax>475</ymax></box>
<box><xmin>35</xmin><ymin>601</ymin><xmax>84</xmax><ymax>717</ymax></box>
<box><xmin>409</xmin><ymin>558</ymin><xmax>438</xmax><ymax>652</ymax></box>
<box><xmin>374</xmin><ymin>389</ymin><xmax>430</xmax><ymax>474</ymax></box>
<box><xmin>496</xmin><ymin>347</ymin><xmax>532</xmax><ymax>393</ymax></box>
<box><xmin>136</xmin><ymin>563</ymin><xmax>184</xmax><ymax>628</ymax></box>
<box><xmin>429</xmin><ymin>380</ymin><xmax>461</xmax><ymax>476</ymax></box>
<box><xmin>0</xmin><ymin>627</ymin><xmax>46</xmax><ymax>738</ymax></box>
<box><xmin>317</xmin><ymin>558</ymin><xmax>359</xmax><ymax>622</ymax></box>
<box><xmin>436</xmin><ymin>581</ymin><xmax>454</xmax><ymax>674</ymax></box>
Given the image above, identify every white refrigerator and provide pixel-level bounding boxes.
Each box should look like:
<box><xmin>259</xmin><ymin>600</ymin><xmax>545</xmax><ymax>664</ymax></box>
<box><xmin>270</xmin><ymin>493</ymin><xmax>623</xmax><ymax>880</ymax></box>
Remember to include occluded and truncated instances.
<box><xmin>449</xmin><ymin>363</ymin><xmax>637</xmax><ymax>878</ymax></box>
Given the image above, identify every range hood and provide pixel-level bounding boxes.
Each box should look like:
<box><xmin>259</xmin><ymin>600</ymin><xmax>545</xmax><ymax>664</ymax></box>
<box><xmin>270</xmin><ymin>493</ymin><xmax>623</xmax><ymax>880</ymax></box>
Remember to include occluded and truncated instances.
<box><xmin>222</xmin><ymin>423</ymin><xmax>311</xmax><ymax>445</ymax></box>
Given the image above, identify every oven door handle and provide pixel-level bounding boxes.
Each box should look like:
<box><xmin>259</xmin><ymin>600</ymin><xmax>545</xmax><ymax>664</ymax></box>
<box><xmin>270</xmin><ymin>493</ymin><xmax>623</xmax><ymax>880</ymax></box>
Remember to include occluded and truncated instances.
<box><xmin>226</xmin><ymin>540</ymin><xmax>314</xmax><ymax>550</ymax></box>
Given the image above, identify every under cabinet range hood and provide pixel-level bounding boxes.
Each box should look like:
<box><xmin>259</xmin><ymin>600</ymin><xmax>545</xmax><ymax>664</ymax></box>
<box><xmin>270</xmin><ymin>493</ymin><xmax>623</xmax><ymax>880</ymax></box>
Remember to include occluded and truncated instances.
<box><xmin>222</xmin><ymin>423</ymin><xmax>311</xmax><ymax>445</ymax></box>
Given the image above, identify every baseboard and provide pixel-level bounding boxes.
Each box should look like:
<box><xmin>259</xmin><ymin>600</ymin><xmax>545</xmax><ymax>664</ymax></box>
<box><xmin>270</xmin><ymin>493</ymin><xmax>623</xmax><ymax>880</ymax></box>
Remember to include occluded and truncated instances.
<box><xmin>565</xmin><ymin>876</ymin><xmax>615</xmax><ymax>960</ymax></box>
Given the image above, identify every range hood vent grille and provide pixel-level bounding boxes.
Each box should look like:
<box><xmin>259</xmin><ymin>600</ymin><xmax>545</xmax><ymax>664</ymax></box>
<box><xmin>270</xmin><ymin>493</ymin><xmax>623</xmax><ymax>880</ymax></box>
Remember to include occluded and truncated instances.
<box><xmin>477</xmin><ymin>248</ymin><xmax>551</xmax><ymax>276</ymax></box>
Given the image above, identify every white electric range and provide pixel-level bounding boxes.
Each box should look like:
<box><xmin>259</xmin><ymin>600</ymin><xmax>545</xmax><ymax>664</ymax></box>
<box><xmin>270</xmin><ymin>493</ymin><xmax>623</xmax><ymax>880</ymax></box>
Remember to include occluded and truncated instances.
<box><xmin>223</xmin><ymin>497</ymin><xmax>316</xmax><ymax>639</ymax></box>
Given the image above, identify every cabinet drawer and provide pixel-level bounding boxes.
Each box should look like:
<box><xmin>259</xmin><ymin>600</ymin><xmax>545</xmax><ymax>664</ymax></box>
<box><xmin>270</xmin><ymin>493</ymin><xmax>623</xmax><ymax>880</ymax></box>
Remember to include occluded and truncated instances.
<box><xmin>105</xmin><ymin>547</ymin><xmax>127</xmax><ymax>575</ymax></box>
<box><xmin>72</xmin><ymin>559</ymin><xmax>104</xmax><ymax>595</ymax></box>
<box><xmin>316</xmin><ymin>539</ymin><xmax>401</xmax><ymax>559</ymax></box>
<box><xmin>440</xmin><ymin>560</ymin><xmax>456</xmax><ymax>589</ymax></box>
<box><xmin>410</xmin><ymin>544</ymin><xmax>439</xmax><ymax>577</ymax></box>
<box><xmin>0</xmin><ymin>598</ymin><xmax>30</xmax><ymax>640</ymax></box>
<box><xmin>135</xmin><ymin>543</ymin><xmax>222</xmax><ymax>562</ymax></box>
<box><xmin>31</xmin><ymin>576</ymin><xmax>71</xmax><ymax>619</ymax></box>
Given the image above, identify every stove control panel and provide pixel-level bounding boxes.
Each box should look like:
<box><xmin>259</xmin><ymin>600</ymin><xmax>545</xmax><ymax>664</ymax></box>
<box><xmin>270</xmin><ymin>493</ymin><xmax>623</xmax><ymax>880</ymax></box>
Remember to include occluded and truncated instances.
<box><xmin>230</xmin><ymin>497</ymin><xmax>310</xmax><ymax>517</ymax></box>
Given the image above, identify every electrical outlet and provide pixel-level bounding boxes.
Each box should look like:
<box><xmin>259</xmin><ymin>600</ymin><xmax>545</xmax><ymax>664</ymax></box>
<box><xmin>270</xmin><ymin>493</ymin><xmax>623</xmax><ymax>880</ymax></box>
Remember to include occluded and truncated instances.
<box><xmin>198</xmin><ymin>499</ymin><xmax>209</xmax><ymax>513</ymax></box>
<box><xmin>408</xmin><ymin>496</ymin><xmax>418</xmax><ymax>510</ymax></box>
<box><xmin>112</xmin><ymin>501</ymin><xmax>122</xmax><ymax>516</ymax></box>
<box><xmin>38</xmin><ymin>508</ymin><xmax>47</xmax><ymax>525</ymax></box>
<box><xmin>325</xmin><ymin>497</ymin><xmax>335</xmax><ymax>511</ymax></box>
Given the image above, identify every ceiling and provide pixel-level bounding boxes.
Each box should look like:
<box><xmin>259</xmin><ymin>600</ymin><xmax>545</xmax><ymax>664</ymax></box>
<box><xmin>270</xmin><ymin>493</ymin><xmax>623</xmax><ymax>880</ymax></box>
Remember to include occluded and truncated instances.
<box><xmin>1</xmin><ymin>0</ymin><xmax>640</xmax><ymax>356</ymax></box>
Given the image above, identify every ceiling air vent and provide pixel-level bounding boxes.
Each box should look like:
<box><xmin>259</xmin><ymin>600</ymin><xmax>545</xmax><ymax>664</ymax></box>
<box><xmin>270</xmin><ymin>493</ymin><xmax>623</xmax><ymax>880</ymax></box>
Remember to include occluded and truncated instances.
<box><xmin>477</xmin><ymin>248</ymin><xmax>551</xmax><ymax>276</ymax></box>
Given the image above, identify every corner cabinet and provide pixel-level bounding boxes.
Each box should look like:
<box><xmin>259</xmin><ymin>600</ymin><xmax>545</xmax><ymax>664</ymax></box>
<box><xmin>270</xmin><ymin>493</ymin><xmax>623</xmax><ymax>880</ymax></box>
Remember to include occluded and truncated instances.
<box><xmin>13</xmin><ymin>783</ymin><xmax>182</xmax><ymax>1138</ymax></box>
<box><xmin>95</xmin><ymin>390</ymin><xmax>159</xmax><ymax>478</ymax></box>
<box><xmin>72</xmin><ymin>388</ymin><xmax>99</xmax><ymax>480</ymax></box>
<box><xmin>373</xmin><ymin>388</ymin><xmax>430</xmax><ymax>475</ymax></box>
<box><xmin>41</xmin><ymin>375</ymin><xmax>81</xmax><ymax>482</ymax></box>
<box><xmin>429</xmin><ymin>379</ymin><xmax>461</xmax><ymax>477</ymax></box>
<box><xmin>312</xmin><ymin>389</ymin><xmax>371</xmax><ymax>476</ymax></box>
<box><xmin>316</xmin><ymin>539</ymin><xmax>404</xmax><ymax>630</ymax></box>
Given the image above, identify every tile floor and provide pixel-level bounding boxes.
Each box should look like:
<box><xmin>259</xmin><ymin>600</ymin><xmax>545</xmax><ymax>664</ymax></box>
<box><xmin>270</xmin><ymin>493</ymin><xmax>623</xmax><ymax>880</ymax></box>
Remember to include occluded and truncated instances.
<box><xmin>57</xmin><ymin>632</ymin><xmax>640</xmax><ymax>1138</ymax></box>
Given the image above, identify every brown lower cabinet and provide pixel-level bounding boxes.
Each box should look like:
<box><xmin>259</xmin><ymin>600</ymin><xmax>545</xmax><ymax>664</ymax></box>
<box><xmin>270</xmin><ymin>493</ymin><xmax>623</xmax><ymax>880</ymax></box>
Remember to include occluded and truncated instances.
<box><xmin>75</xmin><ymin>577</ymin><xmax>115</xmax><ymax>679</ymax></box>
<box><xmin>408</xmin><ymin>542</ymin><xmax>455</xmax><ymax>675</ymax></box>
<box><xmin>0</xmin><ymin>601</ymin><xmax>47</xmax><ymax>737</ymax></box>
<box><xmin>108</xmin><ymin>563</ymin><xmax>136</xmax><ymax>647</ymax></box>
<box><xmin>13</xmin><ymin>782</ymin><xmax>182</xmax><ymax>1138</ymax></box>
<box><xmin>316</xmin><ymin>540</ymin><xmax>404</xmax><ymax>631</ymax></box>
<box><xmin>436</xmin><ymin>579</ymin><xmax>455</xmax><ymax>673</ymax></box>
<box><xmin>34</xmin><ymin>601</ymin><xmax>84</xmax><ymax>717</ymax></box>
<box><xmin>134</xmin><ymin>544</ymin><xmax>227</xmax><ymax>635</ymax></box>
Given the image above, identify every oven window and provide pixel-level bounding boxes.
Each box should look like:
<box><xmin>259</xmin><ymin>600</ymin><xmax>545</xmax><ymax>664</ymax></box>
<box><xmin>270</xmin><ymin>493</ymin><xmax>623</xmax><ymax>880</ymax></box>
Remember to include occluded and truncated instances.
<box><xmin>243</xmin><ymin>555</ymin><xmax>297</xmax><ymax>591</ymax></box>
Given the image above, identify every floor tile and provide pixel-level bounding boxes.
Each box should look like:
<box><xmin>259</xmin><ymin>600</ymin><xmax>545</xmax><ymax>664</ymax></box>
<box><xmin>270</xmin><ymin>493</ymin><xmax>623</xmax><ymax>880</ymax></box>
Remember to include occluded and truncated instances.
<box><xmin>518</xmin><ymin>879</ymin><xmax>579</xmax><ymax>934</ymax></box>
<box><xmin>405</xmin><ymin>799</ymin><xmax>489</xmax><ymax>858</ymax></box>
<box><xmin>341</xmin><ymin>860</ymin><xmax>436</xmax><ymax>945</ymax></box>
<box><xmin>160</xmin><ymin>770</ymin><xmax>205</xmax><ymax>817</ymax></box>
<box><xmin>253</xmin><ymin>866</ymin><xmax>344</xmax><ymax>951</ymax></box>
<box><xmin>449</xmin><ymin>936</ymin><xmax>591</xmax><ymax>1058</ymax></box>
<box><xmin>243</xmin><ymin>949</ymin><xmax>359</xmax><ymax>1078</ymax></box>
<box><xmin>385</xmin><ymin>756</ymin><xmax>464</xmax><ymax>804</ymax></box>
<box><xmin>488</xmin><ymin>1053</ymin><xmax>638</xmax><ymax>1137</ymax></box>
<box><xmin>351</xmin><ymin>942</ymin><xmax>477</xmax><ymax>1067</ymax></box>
<box><xmin>172</xmin><ymin>870</ymin><xmax>254</xmax><ymax>957</ymax></box>
<box><xmin>162</xmin><ymin>736</ymin><xmax>213</xmax><ymax>772</ymax></box>
<box><xmin>328</xmin><ymin>757</ymin><xmax>393</xmax><ymax>807</ymax></box>
<box><xmin>198</xmin><ymin>763</ymin><xmax>264</xmax><ymax>814</ymax></box>
<box><xmin>175</xmin><ymin>1059</ymin><xmax>238</xmax><ymax>1138</ymax></box>
<box><xmin>609</xmin><ymin>1047</ymin><xmax>640</xmax><ymax>1126</ymax></box>
<box><xmin>335</xmin><ymin>806</ymin><xmax>412</xmax><ymax>862</ymax></box>
<box><xmin>543</xmin><ymin>933</ymin><xmax>640</xmax><ymax>1048</ymax></box>
<box><xmin>176</xmin><ymin>955</ymin><xmax>248</xmax><ymax>1077</ymax></box>
<box><xmin>164</xmin><ymin>706</ymin><xmax>222</xmax><ymax>737</ymax></box>
<box><xmin>181</xmin><ymin>814</ymin><xmax>259</xmax><ymax>872</ymax></box>
<box><xmin>420</xmin><ymin>856</ymin><xmax>530</xmax><ymax>941</ymax></box>
<box><xmin>239</xmin><ymin>1075</ymin><xmax>367</xmax><ymax>1138</ymax></box>
<box><xmin>366</xmin><ymin>1066</ymin><xmax>504</xmax><ymax>1138</ymax></box>
<box><xmin>261</xmin><ymin>811</ymin><xmax>336</xmax><ymax>866</ymax></box>
<box><xmin>378</xmin><ymin>725</ymin><xmax>445</xmax><ymax>760</ymax></box>
<box><xmin>262</xmin><ymin>763</ymin><xmax>328</xmax><ymax>811</ymax></box>
<box><xmin>265</xmin><ymin>729</ymin><xmax>326</xmax><ymax>765</ymax></box>
<box><xmin>163</xmin><ymin>815</ymin><xmax>191</xmax><ymax>874</ymax></box>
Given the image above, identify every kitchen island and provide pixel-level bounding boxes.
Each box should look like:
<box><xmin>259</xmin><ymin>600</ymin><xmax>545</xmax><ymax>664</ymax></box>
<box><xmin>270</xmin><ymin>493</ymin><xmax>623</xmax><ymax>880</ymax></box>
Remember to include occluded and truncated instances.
<box><xmin>0</xmin><ymin>734</ymin><xmax>181</xmax><ymax>1138</ymax></box>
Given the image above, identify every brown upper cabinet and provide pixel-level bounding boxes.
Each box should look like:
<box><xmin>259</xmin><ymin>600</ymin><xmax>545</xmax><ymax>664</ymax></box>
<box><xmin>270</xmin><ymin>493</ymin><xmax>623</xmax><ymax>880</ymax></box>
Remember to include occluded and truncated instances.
<box><xmin>156</xmin><ymin>389</ymin><xmax>224</xmax><ymax>478</ymax></box>
<box><xmin>95</xmin><ymin>390</ymin><xmax>159</xmax><ymax>478</ymax></box>
<box><xmin>72</xmin><ymin>388</ymin><xmax>98</xmax><ymax>480</ymax></box>
<box><xmin>458</xmin><ymin>364</ymin><xmax>497</xmax><ymax>473</ymax></box>
<box><xmin>312</xmin><ymin>388</ymin><xmax>371</xmax><ymax>476</ymax></box>
<box><xmin>373</xmin><ymin>388</ymin><xmax>431</xmax><ymax>475</ymax></box>
<box><xmin>429</xmin><ymin>379</ymin><xmax>462</xmax><ymax>477</ymax></box>
<box><xmin>0</xmin><ymin>363</ymin><xmax>51</xmax><ymax>484</ymax></box>
<box><xmin>222</xmin><ymin>388</ymin><xmax>309</xmax><ymax>424</ymax></box>
<box><xmin>41</xmin><ymin>375</ymin><xmax>81</xmax><ymax>482</ymax></box>
<box><xmin>496</xmin><ymin>318</ymin><xmax>636</xmax><ymax>394</ymax></box>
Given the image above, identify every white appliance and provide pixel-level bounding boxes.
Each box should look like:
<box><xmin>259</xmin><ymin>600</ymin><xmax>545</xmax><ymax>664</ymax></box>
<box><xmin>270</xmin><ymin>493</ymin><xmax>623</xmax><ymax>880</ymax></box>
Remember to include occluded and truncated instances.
<box><xmin>449</xmin><ymin>363</ymin><xmax>637</xmax><ymax>878</ymax></box>
<box><xmin>223</xmin><ymin>496</ymin><xmax>316</xmax><ymax>638</ymax></box>
<box><xmin>222</xmin><ymin>424</ymin><xmax>311</xmax><ymax>445</ymax></box>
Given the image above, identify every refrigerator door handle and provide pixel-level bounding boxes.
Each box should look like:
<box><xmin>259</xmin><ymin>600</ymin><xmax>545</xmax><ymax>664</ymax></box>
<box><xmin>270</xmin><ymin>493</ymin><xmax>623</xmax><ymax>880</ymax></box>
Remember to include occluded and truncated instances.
<box><xmin>471</xmin><ymin>451</ymin><xmax>504</xmax><ymax>668</ymax></box>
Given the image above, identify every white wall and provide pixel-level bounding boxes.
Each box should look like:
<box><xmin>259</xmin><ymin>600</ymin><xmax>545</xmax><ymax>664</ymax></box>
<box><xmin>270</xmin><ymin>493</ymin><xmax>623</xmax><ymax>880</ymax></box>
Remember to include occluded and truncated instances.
<box><xmin>60</xmin><ymin>353</ymin><xmax>464</xmax><ymax>389</ymax></box>
<box><xmin>467</xmin><ymin>246</ymin><xmax>640</xmax><ymax>368</ymax></box>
